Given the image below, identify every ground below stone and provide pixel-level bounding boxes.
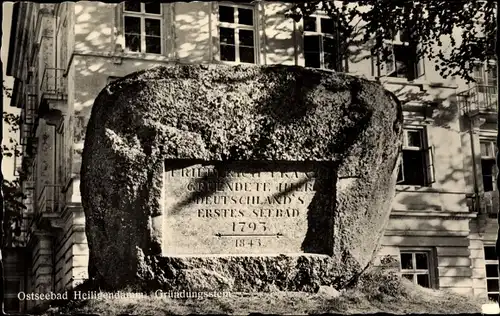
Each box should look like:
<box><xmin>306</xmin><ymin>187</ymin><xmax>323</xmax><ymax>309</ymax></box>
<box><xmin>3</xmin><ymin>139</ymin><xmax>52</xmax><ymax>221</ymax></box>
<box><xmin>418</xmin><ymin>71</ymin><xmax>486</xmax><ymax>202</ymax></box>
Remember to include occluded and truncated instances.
<box><xmin>43</xmin><ymin>273</ymin><xmax>487</xmax><ymax>315</ymax></box>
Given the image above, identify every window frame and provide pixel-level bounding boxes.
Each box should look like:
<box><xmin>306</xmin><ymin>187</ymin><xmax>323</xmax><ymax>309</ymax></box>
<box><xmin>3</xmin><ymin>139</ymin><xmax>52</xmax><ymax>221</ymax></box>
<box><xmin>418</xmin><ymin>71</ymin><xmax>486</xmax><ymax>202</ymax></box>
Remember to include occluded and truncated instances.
<box><xmin>122</xmin><ymin>2</ymin><xmax>164</xmax><ymax>55</ymax></box>
<box><xmin>473</xmin><ymin>61</ymin><xmax>498</xmax><ymax>87</ymax></box>
<box><xmin>397</xmin><ymin>127</ymin><xmax>435</xmax><ymax>187</ymax></box>
<box><xmin>373</xmin><ymin>30</ymin><xmax>425</xmax><ymax>81</ymax></box>
<box><xmin>399</xmin><ymin>249</ymin><xmax>437</xmax><ymax>289</ymax></box>
<box><xmin>480</xmin><ymin>139</ymin><xmax>497</xmax><ymax>193</ymax></box>
<box><xmin>302</xmin><ymin>14</ymin><xmax>341</xmax><ymax>71</ymax></box>
<box><xmin>484</xmin><ymin>245</ymin><xmax>500</xmax><ymax>302</ymax></box>
<box><xmin>4</xmin><ymin>277</ymin><xmax>23</xmax><ymax>313</ymax></box>
<box><xmin>216</xmin><ymin>2</ymin><xmax>259</xmax><ymax>65</ymax></box>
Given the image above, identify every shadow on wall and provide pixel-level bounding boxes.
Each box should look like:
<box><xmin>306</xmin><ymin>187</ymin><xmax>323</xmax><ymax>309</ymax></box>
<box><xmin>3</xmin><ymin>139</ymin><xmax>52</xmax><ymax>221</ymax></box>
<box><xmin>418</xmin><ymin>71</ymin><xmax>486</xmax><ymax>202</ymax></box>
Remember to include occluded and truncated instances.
<box><xmin>70</xmin><ymin>0</ymin><xmax>481</xmax><ymax>296</ymax></box>
<box><xmin>72</xmin><ymin>3</ymin><xmax>469</xmax><ymax>218</ymax></box>
<box><xmin>72</xmin><ymin>1</ymin><xmax>462</xmax><ymax>148</ymax></box>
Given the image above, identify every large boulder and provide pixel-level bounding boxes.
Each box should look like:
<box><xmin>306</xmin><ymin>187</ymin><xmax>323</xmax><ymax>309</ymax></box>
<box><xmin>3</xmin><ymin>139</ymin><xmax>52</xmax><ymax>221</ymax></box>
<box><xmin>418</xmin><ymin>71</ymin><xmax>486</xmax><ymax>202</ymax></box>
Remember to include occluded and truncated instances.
<box><xmin>81</xmin><ymin>64</ymin><xmax>403</xmax><ymax>291</ymax></box>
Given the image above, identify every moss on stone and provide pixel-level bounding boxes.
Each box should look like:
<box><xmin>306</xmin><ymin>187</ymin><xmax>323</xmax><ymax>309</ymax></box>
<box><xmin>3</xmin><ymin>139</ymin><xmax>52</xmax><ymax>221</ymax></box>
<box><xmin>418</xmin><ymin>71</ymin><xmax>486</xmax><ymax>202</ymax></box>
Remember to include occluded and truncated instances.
<box><xmin>81</xmin><ymin>64</ymin><xmax>403</xmax><ymax>292</ymax></box>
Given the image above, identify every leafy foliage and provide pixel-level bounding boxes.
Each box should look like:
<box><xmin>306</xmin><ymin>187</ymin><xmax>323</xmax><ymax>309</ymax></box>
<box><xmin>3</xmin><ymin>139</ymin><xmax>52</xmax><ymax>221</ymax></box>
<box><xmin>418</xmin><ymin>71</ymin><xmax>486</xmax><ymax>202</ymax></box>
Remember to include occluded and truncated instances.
<box><xmin>287</xmin><ymin>0</ymin><xmax>496</xmax><ymax>82</ymax></box>
<box><xmin>2</xmin><ymin>81</ymin><xmax>26</xmax><ymax>247</ymax></box>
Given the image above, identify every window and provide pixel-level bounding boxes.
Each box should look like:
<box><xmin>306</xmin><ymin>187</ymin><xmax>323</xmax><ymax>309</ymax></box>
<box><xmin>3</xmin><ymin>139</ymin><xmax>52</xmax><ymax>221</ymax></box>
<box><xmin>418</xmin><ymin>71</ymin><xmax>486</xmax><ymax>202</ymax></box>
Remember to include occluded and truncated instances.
<box><xmin>123</xmin><ymin>2</ymin><xmax>162</xmax><ymax>54</ymax></box>
<box><xmin>374</xmin><ymin>30</ymin><xmax>425</xmax><ymax>80</ymax></box>
<box><xmin>400</xmin><ymin>250</ymin><xmax>434</xmax><ymax>288</ymax></box>
<box><xmin>473</xmin><ymin>62</ymin><xmax>498</xmax><ymax>90</ymax></box>
<box><xmin>397</xmin><ymin>128</ymin><xmax>435</xmax><ymax>186</ymax></box>
<box><xmin>484</xmin><ymin>245</ymin><xmax>499</xmax><ymax>302</ymax></box>
<box><xmin>468</xmin><ymin>62</ymin><xmax>498</xmax><ymax>111</ymax></box>
<box><xmin>5</xmin><ymin>278</ymin><xmax>22</xmax><ymax>313</ymax></box>
<box><xmin>481</xmin><ymin>140</ymin><xmax>497</xmax><ymax>192</ymax></box>
<box><xmin>303</xmin><ymin>15</ymin><xmax>342</xmax><ymax>70</ymax></box>
<box><xmin>218</xmin><ymin>4</ymin><xmax>256</xmax><ymax>64</ymax></box>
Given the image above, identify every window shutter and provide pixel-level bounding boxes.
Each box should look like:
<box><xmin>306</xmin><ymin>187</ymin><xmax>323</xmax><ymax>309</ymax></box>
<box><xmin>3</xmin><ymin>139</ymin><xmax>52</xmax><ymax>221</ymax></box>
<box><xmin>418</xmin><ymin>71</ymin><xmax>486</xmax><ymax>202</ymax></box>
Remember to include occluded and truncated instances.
<box><xmin>370</xmin><ymin>49</ymin><xmax>379</xmax><ymax>77</ymax></box>
<box><xmin>424</xmin><ymin>146</ymin><xmax>435</xmax><ymax>185</ymax></box>
<box><xmin>415</xmin><ymin>43</ymin><xmax>425</xmax><ymax>78</ymax></box>
<box><xmin>397</xmin><ymin>147</ymin><xmax>405</xmax><ymax>184</ymax></box>
<box><xmin>114</xmin><ymin>3</ymin><xmax>125</xmax><ymax>51</ymax></box>
<box><xmin>406</xmin><ymin>43</ymin><xmax>417</xmax><ymax>81</ymax></box>
<box><xmin>334</xmin><ymin>18</ymin><xmax>345</xmax><ymax>72</ymax></box>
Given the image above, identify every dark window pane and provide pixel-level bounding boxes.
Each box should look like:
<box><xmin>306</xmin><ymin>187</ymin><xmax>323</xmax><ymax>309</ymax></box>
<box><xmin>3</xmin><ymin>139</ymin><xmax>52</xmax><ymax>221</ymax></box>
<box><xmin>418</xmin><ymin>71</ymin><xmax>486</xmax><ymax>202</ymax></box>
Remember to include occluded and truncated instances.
<box><xmin>304</xmin><ymin>35</ymin><xmax>320</xmax><ymax>52</ymax></box>
<box><xmin>5</xmin><ymin>280</ymin><xmax>20</xmax><ymax>293</ymax></box>
<box><xmin>239</xmin><ymin>29</ymin><xmax>254</xmax><ymax>47</ymax></box>
<box><xmin>391</xmin><ymin>45</ymin><xmax>412</xmax><ymax>78</ymax></box>
<box><xmin>238</xmin><ymin>8</ymin><xmax>253</xmax><ymax>26</ymax></box>
<box><xmin>407</xmin><ymin>130</ymin><xmax>422</xmax><ymax>147</ymax></box>
<box><xmin>145</xmin><ymin>19</ymin><xmax>161</xmax><ymax>36</ymax></box>
<box><xmin>304</xmin><ymin>52</ymin><xmax>320</xmax><ymax>68</ymax></box>
<box><xmin>124</xmin><ymin>16</ymin><xmax>141</xmax><ymax>34</ymax></box>
<box><xmin>401</xmin><ymin>150</ymin><xmax>426</xmax><ymax>186</ymax></box>
<box><xmin>145</xmin><ymin>36</ymin><xmax>161</xmax><ymax>54</ymax></box>
<box><xmin>416</xmin><ymin>274</ymin><xmax>430</xmax><ymax>288</ymax></box>
<box><xmin>124</xmin><ymin>2</ymin><xmax>140</xmax><ymax>12</ymax></box>
<box><xmin>220</xmin><ymin>27</ymin><xmax>235</xmax><ymax>45</ymax></box>
<box><xmin>487</xmin><ymin>279</ymin><xmax>500</xmax><ymax>292</ymax></box>
<box><xmin>400</xmin><ymin>29</ymin><xmax>411</xmax><ymax>42</ymax></box>
<box><xmin>323</xmin><ymin>37</ymin><xmax>336</xmax><ymax>53</ymax></box>
<box><xmin>490</xmin><ymin>66</ymin><xmax>498</xmax><ymax>79</ymax></box>
<box><xmin>488</xmin><ymin>294</ymin><xmax>499</xmax><ymax>302</ymax></box>
<box><xmin>304</xmin><ymin>16</ymin><xmax>316</xmax><ymax>32</ymax></box>
<box><xmin>484</xmin><ymin>176</ymin><xmax>494</xmax><ymax>192</ymax></box>
<box><xmin>485</xmin><ymin>246</ymin><xmax>498</xmax><ymax>261</ymax></box>
<box><xmin>486</xmin><ymin>264</ymin><xmax>499</xmax><ymax>278</ymax></box>
<box><xmin>482</xmin><ymin>160</ymin><xmax>495</xmax><ymax>192</ymax></box>
<box><xmin>239</xmin><ymin>46</ymin><xmax>255</xmax><ymax>64</ymax></box>
<box><xmin>402</xmin><ymin>274</ymin><xmax>413</xmax><ymax>281</ymax></box>
<box><xmin>220</xmin><ymin>45</ymin><xmax>236</xmax><ymax>61</ymax></box>
<box><xmin>4</xmin><ymin>297</ymin><xmax>20</xmax><ymax>313</ymax></box>
<box><xmin>219</xmin><ymin>5</ymin><xmax>234</xmax><ymax>23</ymax></box>
<box><xmin>321</xmin><ymin>18</ymin><xmax>335</xmax><ymax>35</ymax></box>
<box><xmin>323</xmin><ymin>37</ymin><xmax>337</xmax><ymax>70</ymax></box>
<box><xmin>401</xmin><ymin>253</ymin><xmax>413</xmax><ymax>270</ymax></box>
<box><xmin>324</xmin><ymin>53</ymin><xmax>337</xmax><ymax>70</ymax></box>
<box><xmin>482</xmin><ymin>159</ymin><xmax>495</xmax><ymax>176</ymax></box>
<box><xmin>415</xmin><ymin>253</ymin><xmax>429</xmax><ymax>269</ymax></box>
<box><xmin>145</xmin><ymin>2</ymin><xmax>161</xmax><ymax>14</ymax></box>
<box><xmin>474</xmin><ymin>65</ymin><xmax>483</xmax><ymax>80</ymax></box>
<box><xmin>125</xmin><ymin>34</ymin><xmax>141</xmax><ymax>52</ymax></box>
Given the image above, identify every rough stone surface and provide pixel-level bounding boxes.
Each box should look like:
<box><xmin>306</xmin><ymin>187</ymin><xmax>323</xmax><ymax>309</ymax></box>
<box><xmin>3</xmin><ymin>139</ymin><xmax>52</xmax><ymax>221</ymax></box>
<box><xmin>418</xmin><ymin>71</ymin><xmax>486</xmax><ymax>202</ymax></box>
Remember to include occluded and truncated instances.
<box><xmin>81</xmin><ymin>64</ymin><xmax>403</xmax><ymax>291</ymax></box>
<box><xmin>317</xmin><ymin>285</ymin><xmax>342</xmax><ymax>298</ymax></box>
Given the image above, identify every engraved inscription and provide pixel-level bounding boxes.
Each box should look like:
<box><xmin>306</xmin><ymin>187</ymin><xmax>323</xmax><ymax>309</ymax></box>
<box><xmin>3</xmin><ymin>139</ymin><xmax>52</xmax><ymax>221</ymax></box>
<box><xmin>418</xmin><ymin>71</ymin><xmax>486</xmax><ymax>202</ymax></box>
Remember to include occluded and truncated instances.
<box><xmin>163</xmin><ymin>162</ymin><xmax>324</xmax><ymax>255</ymax></box>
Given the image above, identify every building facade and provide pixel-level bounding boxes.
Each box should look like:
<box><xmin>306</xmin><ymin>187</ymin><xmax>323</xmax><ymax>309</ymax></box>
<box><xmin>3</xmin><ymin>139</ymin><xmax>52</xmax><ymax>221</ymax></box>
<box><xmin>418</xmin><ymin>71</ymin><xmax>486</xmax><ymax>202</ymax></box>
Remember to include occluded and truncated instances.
<box><xmin>5</xmin><ymin>1</ymin><xmax>498</xmax><ymax>313</ymax></box>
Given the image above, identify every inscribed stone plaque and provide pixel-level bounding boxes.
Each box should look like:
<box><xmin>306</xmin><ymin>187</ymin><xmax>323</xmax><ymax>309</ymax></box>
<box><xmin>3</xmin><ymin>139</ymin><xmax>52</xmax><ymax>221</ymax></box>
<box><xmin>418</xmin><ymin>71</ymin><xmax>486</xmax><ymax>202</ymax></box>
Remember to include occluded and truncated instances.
<box><xmin>162</xmin><ymin>161</ymin><xmax>329</xmax><ymax>255</ymax></box>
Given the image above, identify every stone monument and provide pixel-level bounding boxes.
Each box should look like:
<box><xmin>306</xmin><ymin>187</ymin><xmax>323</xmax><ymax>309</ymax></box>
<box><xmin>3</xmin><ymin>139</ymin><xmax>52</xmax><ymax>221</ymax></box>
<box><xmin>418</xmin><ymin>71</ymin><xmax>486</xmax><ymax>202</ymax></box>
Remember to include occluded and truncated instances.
<box><xmin>81</xmin><ymin>64</ymin><xmax>403</xmax><ymax>292</ymax></box>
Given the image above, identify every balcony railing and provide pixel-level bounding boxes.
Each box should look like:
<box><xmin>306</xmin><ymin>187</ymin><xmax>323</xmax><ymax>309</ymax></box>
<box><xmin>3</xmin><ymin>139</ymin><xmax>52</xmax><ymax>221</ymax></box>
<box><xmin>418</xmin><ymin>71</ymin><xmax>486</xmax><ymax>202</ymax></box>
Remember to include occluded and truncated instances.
<box><xmin>40</xmin><ymin>67</ymin><xmax>67</xmax><ymax>99</ymax></box>
<box><xmin>20</xmin><ymin>98</ymin><xmax>36</xmax><ymax>138</ymax></box>
<box><xmin>458</xmin><ymin>84</ymin><xmax>498</xmax><ymax>114</ymax></box>
<box><xmin>36</xmin><ymin>184</ymin><xmax>64</xmax><ymax>215</ymax></box>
